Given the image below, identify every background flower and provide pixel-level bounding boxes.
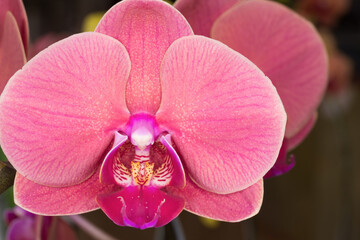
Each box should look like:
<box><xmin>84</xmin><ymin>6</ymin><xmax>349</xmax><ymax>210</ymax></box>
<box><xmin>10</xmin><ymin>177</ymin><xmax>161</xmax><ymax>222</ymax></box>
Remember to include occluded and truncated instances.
<box><xmin>175</xmin><ymin>0</ymin><xmax>328</xmax><ymax>177</ymax></box>
<box><xmin>4</xmin><ymin>206</ymin><xmax>76</xmax><ymax>240</ymax></box>
<box><xmin>0</xmin><ymin>0</ymin><xmax>28</xmax><ymax>93</ymax></box>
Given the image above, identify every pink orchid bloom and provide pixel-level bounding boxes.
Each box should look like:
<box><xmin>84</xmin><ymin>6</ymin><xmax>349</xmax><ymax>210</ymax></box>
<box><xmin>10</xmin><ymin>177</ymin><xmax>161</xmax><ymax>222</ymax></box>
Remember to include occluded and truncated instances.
<box><xmin>0</xmin><ymin>0</ymin><xmax>28</xmax><ymax>93</ymax></box>
<box><xmin>4</xmin><ymin>206</ymin><xmax>77</xmax><ymax>240</ymax></box>
<box><xmin>0</xmin><ymin>0</ymin><xmax>286</xmax><ymax>229</ymax></box>
<box><xmin>175</xmin><ymin>0</ymin><xmax>328</xmax><ymax>177</ymax></box>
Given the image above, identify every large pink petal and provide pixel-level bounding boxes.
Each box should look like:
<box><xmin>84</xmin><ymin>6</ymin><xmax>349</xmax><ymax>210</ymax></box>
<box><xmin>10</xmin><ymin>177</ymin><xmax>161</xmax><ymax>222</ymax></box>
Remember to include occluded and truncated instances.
<box><xmin>0</xmin><ymin>12</ymin><xmax>26</xmax><ymax>93</ymax></box>
<box><xmin>95</xmin><ymin>0</ymin><xmax>193</xmax><ymax>114</ymax></box>
<box><xmin>14</xmin><ymin>170</ymin><xmax>117</xmax><ymax>215</ymax></box>
<box><xmin>168</xmin><ymin>177</ymin><xmax>263</xmax><ymax>222</ymax></box>
<box><xmin>0</xmin><ymin>32</ymin><xmax>131</xmax><ymax>186</ymax></box>
<box><xmin>174</xmin><ymin>0</ymin><xmax>241</xmax><ymax>37</ymax></box>
<box><xmin>157</xmin><ymin>36</ymin><xmax>286</xmax><ymax>194</ymax></box>
<box><xmin>212</xmin><ymin>0</ymin><xmax>328</xmax><ymax>138</ymax></box>
<box><xmin>0</xmin><ymin>0</ymin><xmax>29</xmax><ymax>52</ymax></box>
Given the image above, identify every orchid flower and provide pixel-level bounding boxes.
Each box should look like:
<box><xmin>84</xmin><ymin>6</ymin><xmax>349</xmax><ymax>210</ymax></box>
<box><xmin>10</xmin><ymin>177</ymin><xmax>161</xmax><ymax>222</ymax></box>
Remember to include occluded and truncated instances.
<box><xmin>175</xmin><ymin>0</ymin><xmax>328</xmax><ymax>177</ymax></box>
<box><xmin>0</xmin><ymin>0</ymin><xmax>286</xmax><ymax>229</ymax></box>
<box><xmin>4</xmin><ymin>206</ymin><xmax>76</xmax><ymax>240</ymax></box>
<box><xmin>0</xmin><ymin>0</ymin><xmax>28</xmax><ymax>93</ymax></box>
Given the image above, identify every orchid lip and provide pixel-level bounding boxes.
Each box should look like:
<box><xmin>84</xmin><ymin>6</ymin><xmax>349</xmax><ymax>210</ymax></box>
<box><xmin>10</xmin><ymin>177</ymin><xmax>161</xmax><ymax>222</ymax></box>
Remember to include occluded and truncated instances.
<box><xmin>117</xmin><ymin>194</ymin><xmax>166</xmax><ymax>229</ymax></box>
<box><xmin>98</xmin><ymin>113</ymin><xmax>185</xmax><ymax>228</ymax></box>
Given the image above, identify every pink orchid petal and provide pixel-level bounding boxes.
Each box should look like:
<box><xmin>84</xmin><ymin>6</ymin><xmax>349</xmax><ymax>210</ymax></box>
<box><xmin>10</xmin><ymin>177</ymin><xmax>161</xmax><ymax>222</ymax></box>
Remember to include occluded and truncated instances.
<box><xmin>97</xmin><ymin>186</ymin><xmax>184</xmax><ymax>229</ymax></box>
<box><xmin>168</xmin><ymin>177</ymin><xmax>263</xmax><ymax>222</ymax></box>
<box><xmin>6</xmin><ymin>218</ymin><xmax>35</xmax><ymax>240</ymax></box>
<box><xmin>95</xmin><ymin>0</ymin><xmax>193</xmax><ymax>114</ymax></box>
<box><xmin>212</xmin><ymin>0</ymin><xmax>328</xmax><ymax>138</ymax></box>
<box><xmin>0</xmin><ymin>12</ymin><xmax>26</xmax><ymax>93</ymax></box>
<box><xmin>0</xmin><ymin>32</ymin><xmax>131</xmax><ymax>186</ymax></box>
<box><xmin>174</xmin><ymin>0</ymin><xmax>241</xmax><ymax>37</ymax></box>
<box><xmin>263</xmin><ymin>139</ymin><xmax>295</xmax><ymax>179</ymax></box>
<box><xmin>157</xmin><ymin>36</ymin><xmax>286</xmax><ymax>194</ymax></box>
<box><xmin>0</xmin><ymin>0</ymin><xmax>29</xmax><ymax>52</ymax></box>
<box><xmin>287</xmin><ymin>112</ymin><xmax>318</xmax><ymax>150</ymax></box>
<box><xmin>14</xmin><ymin>170</ymin><xmax>117</xmax><ymax>215</ymax></box>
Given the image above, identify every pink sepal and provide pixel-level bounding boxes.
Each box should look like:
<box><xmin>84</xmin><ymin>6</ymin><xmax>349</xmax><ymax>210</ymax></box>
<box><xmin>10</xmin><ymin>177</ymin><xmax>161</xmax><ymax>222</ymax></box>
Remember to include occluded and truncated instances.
<box><xmin>14</xmin><ymin>170</ymin><xmax>118</xmax><ymax>215</ymax></box>
<box><xmin>96</xmin><ymin>0</ymin><xmax>193</xmax><ymax>114</ymax></box>
<box><xmin>168</xmin><ymin>177</ymin><xmax>263</xmax><ymax>222</ymax></box>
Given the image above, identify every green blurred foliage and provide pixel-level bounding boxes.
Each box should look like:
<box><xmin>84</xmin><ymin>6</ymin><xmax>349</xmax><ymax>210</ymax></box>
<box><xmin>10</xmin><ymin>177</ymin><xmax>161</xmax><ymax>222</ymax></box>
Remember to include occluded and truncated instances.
<box><xmin>0</xmin><ymin>148</ymin><xmax>7</xmax><ymax>162</ymax></box>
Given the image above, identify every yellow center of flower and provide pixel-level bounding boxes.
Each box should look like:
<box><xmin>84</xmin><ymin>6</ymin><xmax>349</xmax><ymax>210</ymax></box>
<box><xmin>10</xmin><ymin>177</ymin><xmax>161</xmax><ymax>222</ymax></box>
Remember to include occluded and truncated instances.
<box><xmin>131</xmin><ymin>161</ymin><xmax>154</xmax><ymax>186</ymax></box>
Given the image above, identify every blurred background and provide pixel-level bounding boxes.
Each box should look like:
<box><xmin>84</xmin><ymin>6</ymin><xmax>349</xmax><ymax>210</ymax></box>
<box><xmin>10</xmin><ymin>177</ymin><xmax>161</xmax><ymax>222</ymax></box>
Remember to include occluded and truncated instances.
<box><xmin>1</xmin><ymin>0</ymin><xmax>360</xmax><ymax>239</ymax></box>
